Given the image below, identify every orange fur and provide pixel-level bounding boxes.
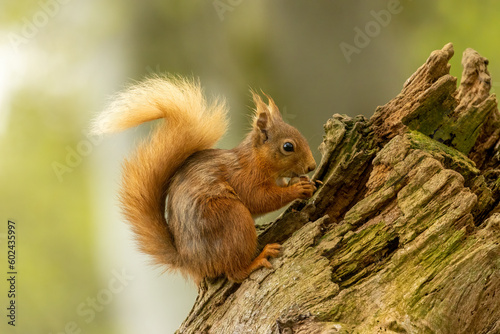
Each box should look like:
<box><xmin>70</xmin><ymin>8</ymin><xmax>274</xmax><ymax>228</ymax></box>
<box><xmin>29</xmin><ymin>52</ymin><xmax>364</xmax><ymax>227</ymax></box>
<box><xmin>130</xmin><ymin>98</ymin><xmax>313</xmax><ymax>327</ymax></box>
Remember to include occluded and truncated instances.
<box><xmin>93</xmin><ymin>75</ymin><xmax>316</xmax><ymax>284</ymax></box>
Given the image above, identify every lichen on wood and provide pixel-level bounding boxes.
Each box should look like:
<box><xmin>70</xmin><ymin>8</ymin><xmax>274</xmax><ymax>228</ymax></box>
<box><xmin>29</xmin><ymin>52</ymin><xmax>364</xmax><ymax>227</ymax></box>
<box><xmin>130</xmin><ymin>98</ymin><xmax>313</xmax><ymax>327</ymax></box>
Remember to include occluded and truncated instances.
<box><xmin>177</xmin><ymin>44</ymin><xmax>500</xmax><ymax>334</ymax></box>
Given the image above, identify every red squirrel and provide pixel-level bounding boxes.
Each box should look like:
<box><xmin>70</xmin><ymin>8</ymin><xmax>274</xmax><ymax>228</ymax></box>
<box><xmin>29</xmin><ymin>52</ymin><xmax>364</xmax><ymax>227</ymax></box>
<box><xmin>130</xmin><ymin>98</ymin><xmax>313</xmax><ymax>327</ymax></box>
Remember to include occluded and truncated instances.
<box><xmin>92</xmin><ymin>75</ymin><xmax>316</xmax><ymax>284</ymax></box>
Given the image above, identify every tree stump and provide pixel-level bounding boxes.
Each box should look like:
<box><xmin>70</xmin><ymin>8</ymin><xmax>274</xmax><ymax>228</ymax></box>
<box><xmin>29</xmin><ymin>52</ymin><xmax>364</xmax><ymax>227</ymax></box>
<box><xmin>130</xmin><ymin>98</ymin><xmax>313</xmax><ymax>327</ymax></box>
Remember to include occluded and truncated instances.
<box><xmin>177</xmin><ymin>43</ymin><xmax>500</xmax><ymax>334</ymax></box>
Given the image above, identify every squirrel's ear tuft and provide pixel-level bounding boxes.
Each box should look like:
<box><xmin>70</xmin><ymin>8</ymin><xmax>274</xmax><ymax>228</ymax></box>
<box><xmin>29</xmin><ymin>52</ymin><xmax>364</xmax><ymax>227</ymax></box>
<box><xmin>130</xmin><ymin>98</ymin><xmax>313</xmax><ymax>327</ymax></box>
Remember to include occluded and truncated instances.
<box><xmin>251</xmin><ymin>90</ymin><xmax>283</xmax><ymax>128</ymax></box>
<box><xmin>262</xmin><ymin>91</ymin><xmax>283</xmax><ymax>121</ymax></box>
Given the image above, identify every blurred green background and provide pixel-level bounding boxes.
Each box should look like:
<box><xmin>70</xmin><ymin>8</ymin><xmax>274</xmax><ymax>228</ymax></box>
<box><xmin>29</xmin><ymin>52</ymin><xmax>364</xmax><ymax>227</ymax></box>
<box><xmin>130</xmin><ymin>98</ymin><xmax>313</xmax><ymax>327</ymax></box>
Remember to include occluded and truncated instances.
<box><xmin>1</xmin><ymin>1</ymin><xmax>499</xmax><ymax>333</ymax></box>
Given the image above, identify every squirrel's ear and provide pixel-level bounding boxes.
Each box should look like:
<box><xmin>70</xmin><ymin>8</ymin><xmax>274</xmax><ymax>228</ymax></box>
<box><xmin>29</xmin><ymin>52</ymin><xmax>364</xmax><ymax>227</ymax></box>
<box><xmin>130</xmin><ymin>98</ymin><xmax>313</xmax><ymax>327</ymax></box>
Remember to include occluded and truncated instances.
<box><xmin>252</xmin><ymin>91</ymin><xmax>271</xmax><ymax>143</ymax></box>
<box><xmin>252</xmin><ymin>91</ymin><xmax>270</xmax><ymax>128</ymax></box>
<box><xmin>256</xmin><ymin>110</ymin><xmax>269</xmax><ymax>131</ymax></box>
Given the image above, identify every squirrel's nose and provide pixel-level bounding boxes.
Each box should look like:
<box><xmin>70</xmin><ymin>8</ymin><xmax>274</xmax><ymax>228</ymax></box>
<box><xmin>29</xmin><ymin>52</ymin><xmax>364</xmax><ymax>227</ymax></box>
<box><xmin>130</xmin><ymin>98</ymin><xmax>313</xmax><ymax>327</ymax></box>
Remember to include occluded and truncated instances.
<box><xmin>307</xmin><ymin>163</ymin><xmax>316</xmax><ymax>173</ymax></box>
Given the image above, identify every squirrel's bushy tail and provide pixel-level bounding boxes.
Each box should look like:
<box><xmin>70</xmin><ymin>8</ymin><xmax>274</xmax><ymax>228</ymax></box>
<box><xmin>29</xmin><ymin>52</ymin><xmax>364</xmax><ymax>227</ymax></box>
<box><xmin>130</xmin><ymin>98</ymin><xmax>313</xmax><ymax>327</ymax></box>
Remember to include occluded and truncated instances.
<box><xmin>92</xmin><ymin>75</ymin><xmax>228</xmax><ymax>268</ymax></box>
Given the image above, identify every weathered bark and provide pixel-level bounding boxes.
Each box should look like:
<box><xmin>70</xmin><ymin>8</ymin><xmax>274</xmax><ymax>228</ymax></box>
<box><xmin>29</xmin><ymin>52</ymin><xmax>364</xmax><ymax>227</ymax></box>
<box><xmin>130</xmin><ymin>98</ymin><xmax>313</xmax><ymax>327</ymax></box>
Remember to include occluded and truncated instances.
<box><xmin>177</xmin><ymin>43</ymin><xmax>500</xmax><ymax>334</ymax></box>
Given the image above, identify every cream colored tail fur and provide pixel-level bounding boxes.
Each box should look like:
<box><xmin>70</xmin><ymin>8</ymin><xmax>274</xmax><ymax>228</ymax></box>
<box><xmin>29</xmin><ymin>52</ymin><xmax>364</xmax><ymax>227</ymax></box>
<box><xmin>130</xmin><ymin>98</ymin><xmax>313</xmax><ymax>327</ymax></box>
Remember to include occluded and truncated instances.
<box><xmin>92</xmin><ymin>75</ymin><xmax>228</xmax><ymax>267</ymax></box>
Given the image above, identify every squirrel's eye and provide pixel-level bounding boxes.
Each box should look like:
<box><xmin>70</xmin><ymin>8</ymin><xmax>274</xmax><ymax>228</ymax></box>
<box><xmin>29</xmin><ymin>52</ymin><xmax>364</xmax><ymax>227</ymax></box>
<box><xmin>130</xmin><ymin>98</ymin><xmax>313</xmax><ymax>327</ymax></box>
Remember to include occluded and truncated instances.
<box><xmin>283</xmin><ymin>142</ymin><xmax>294</xmax><ymax>152</ymax></box>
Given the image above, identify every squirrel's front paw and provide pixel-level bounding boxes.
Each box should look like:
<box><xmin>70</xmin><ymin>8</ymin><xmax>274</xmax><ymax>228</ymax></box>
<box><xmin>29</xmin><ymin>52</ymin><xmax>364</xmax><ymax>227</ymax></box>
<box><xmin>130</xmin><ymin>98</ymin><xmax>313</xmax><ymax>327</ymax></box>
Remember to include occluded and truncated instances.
<box><xmin>291</xmin><ymin>176</ymin><xmax>316</xmax><ymax>199</ymax></box>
